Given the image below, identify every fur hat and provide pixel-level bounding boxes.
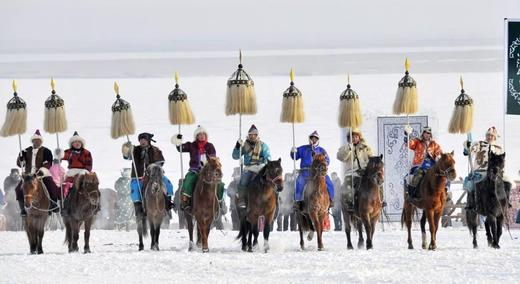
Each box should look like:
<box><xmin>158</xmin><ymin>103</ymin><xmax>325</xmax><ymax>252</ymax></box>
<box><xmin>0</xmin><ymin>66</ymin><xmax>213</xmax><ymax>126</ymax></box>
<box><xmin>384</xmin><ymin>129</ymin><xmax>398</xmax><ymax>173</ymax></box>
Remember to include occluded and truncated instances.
<box><xmin>193</xmin><ymin>125</ymin><xmax>208</xmax><ymax>140</ymax></box>
<box><xmin>30</xmin><ymin>129</ymin><xmax>43</xmax><ymax>142</ymax></box>
<box><xmin>308</xmin><ymin>130</ymin><xmax>320</xmax><ymax>140</ymax></box>
<box><xmin>351</xmin><ymin>128</ymin><xmax>362</xmax><ymax>139</ymax></box>
<box><xmin>486</xmin><ymin>126</ymin><xmax>500</xmax><ymax>138</ymax></box>
<box><xmin>422</xmin><ymin>126</ymin><xmax>432</xmax><ymax>134</ymax></box>
<box><xmin>138</xmin><ymin>132</ymin><xmax>155</xmax><ymax>143</ymax></box>
<box><xmin>69</xmin><ymin>131</ymin><xmax>86</xmax><ymax>147</ymax></box>
<box><xmin>248</xmin><ymin>124</ymin><xmax>258</xmax><ymax>135</ymax></box>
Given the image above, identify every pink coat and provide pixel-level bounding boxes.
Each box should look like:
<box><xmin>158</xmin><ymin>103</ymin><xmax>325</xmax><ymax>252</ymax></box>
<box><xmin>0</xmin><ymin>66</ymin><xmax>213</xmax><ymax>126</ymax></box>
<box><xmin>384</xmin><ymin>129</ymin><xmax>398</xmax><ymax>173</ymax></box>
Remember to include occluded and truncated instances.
<box><xmin>49</xmin><ymin>164</ymin><xmax>65</xmax><ymax>187</ymax></box>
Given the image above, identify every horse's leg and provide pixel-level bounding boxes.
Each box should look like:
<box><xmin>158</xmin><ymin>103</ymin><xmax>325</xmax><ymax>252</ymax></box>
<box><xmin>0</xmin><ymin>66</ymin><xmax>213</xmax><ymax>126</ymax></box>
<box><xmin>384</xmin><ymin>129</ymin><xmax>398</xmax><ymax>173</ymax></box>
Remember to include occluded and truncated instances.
<box><xmin>484</xmin><ymin>218</ymin><xmax>493</xmax><ymax>247</ymax></box>
<box><xmin>247</xmin><ymin>222</ymin><xmax>254</xmax><ymax>252</ymax></box>
<box><xmin>84</xmin><ymin>217</ymin><xmax>92</xmax><ymax>253</ymax></box>
<box><xmin>149</xmin><ymin>221</ymin><xmax>155</xmax><ymax>250</ymax></box>
<box><xmin>426</xmin><ymin>209</ymin><xmax>436</xmax><ymax>250</ymax></box>
<box><xmin>64</xmin><ymin>218</ymin><xmax>73</xmax><ymax>253</ymax></box>
<box><xmin>433</xmin><ymin>210</ymin><xmax>442</xmax><ymax>250</ymax></box>
<box><xmin>420</xmin><ymin>211</ymin><xmax>427</xmax><ymax>249</ymax></box>
<box><xmin>357</xmin><ymin>219</ymin><xmax>364</xmax><ymax>249</ymax></box>
<box><xmin>252</xmin><ymin>221</ymin><xmax>259</xmax><ymax>251</ymax></box>
<box><xmin>186</xmin><ymin>214</ymin><xmax>194</xmax><ymax>251</ymax></box>
<box><xmin>37</xmin><ymin>221</ymin><xmax>45</xmax><ymax>254</ymax></box>
<box><xmin>362</xmin><ymin>214</ymin><xmax>372</xmax><ymax>250</ymax></box>
<box><xmin>343</xmin><ymin>209</ymin><xmax>353</xmax><ymax>250</ymax></box>
<box><xmin>155</xmin><ymin>220</ymin><xmax>161</xmax><ymax>251</ymax></box>
<box><xmin>316</xmin><ymin>214</ymin><xmax>324</xmax><ymax>251</ymax></box>
<box><xmin>488</xmin><ymin>216</ymin><xmax>499</xmax><ymax>249</ymax></box>
<box><xmin>370</xmin><ymin>216</ymin><xmax>378</xmax><ymax>245</ymax></box>
<box><xmin>263</xmin><ymin>220</ymin><xmax>271</xmax><ymax>253</ymax></box>
<box><xmin>403</xmin><ymin>203</ymin><xmax>414</xmax><ymax>249</ymax></box>
<box><xmin>298</xmin><ymin>215</ymin><xmax>305</xmax><ymax>250</ymax></box>
<box><xmin>496</xmin><ymin>215</ymin><xmax>503</xmax><ymax>248</ymax></box>
<box><xmin>71</xmin><ymin>221</ymin><xmax>80</xmax><ymax>252</ymax></box>
<box><xmin>26</xmin><ymin>219</ymin><xmax>36</xmax><ymax>254</ymax></box>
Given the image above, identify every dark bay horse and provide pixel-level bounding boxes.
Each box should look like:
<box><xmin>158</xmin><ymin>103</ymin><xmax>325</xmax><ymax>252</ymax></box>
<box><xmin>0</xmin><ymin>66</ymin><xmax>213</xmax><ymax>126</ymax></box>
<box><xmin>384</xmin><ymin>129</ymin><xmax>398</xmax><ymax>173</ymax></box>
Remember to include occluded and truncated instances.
<box><xmin>186</xmin><ymin>157</ymin><xmax>223</xmax><ymax>252</ymax></box>
<box><xmin>402</xmin><ymin>152</ymin><xmax>456</xmax><ymax>250</ymax></box>
<box><xmin>342</xmin><ymin>155</ymin><xmax>384</xmax><ymax>250</ymax></box>
<box><xmin>466</xmin><ymin>151</ymin><xmax>510</xmax><ymax>249</ymax></box>
<box><xmin>298</xmin><ymin>154</ymin><xmax>330</xmax><ymax>251</ymax></box>
<box><xmin>143</xmin><ymin>164</ymin><xmax>166</xmax><ymax>251</ymax></box>
<box><xmin>22</xmin><ymin>172</ymin><xmax>50</xmax><ymax>254</ymax></box>
<box><xmin>64</xmin><ymin>172</ymin><xmax>100</xmax><ymax>253</ymax></box>
<box><xmin>237</xmin><ymin>159</ymin><xmax>283</xmax><ymax>252</ymax></box>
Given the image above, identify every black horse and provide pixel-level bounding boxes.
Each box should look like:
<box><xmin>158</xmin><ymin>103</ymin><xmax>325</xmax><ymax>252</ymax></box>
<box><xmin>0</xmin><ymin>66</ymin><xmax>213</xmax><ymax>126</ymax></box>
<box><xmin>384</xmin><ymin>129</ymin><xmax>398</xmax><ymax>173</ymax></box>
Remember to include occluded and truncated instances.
<box><xmin>466</xmin><ymin>151</ymin><xmax>511</xmax><ymax>249</ymax></box>
<box><xmin>237</xmin><ymin>159</ymin><xmax>283</xmax><ymax>252</ymax></box>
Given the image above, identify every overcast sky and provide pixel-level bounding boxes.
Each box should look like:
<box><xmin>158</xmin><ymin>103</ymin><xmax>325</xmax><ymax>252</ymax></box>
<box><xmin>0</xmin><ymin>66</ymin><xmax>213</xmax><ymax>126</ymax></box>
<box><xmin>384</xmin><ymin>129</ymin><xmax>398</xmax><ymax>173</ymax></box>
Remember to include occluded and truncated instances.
<box><xmin>1</xmin><ymin>0</ymin><xmax>519</xmax><ymax>54</ymax></box>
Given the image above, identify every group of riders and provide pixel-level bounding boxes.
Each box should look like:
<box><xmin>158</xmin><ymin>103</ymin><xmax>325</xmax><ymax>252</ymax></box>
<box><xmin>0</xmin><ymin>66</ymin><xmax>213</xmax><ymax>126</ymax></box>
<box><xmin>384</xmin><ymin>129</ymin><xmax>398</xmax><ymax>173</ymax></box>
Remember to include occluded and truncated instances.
<box><xmin>14</xmin><ymin>123</ymin><xmax>512</xmax><ymax>221</ymax></box>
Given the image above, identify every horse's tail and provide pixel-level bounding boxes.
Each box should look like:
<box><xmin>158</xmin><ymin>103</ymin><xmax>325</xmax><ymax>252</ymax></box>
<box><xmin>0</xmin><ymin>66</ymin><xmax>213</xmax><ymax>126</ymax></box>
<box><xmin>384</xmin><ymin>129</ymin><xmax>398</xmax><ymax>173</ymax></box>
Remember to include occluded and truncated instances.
<box><xmin>63</xmin><ymin>219</ymin><xmax>71</xmax><ymax>246</ymax></box>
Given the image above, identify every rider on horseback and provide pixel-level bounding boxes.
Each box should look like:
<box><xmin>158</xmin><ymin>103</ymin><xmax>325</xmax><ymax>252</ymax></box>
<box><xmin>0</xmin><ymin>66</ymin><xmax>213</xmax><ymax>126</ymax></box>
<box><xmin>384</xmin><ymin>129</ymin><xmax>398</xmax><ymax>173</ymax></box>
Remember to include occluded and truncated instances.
<box><xmin>464</xmin><ymin>126</ymin><xmax>512</xmax><ymax>211</ymax></box>
<box><xmin>122</xmin><ymin>133</ymin><xmax>174</xmax><ymax>221</ymax></box>
<box><xmin>15</xmin><ymin>129</ymin><xmax>61</xmax><ymax>216</ymax></box>
<box><xmin>292</xmin><ymin>131</ymin><xmax>334</xmax><ymax>210</ymax></box>
<box><xmin>173</xmin><ymin>125</ymin><xmax>226</xmax><ymax>213</ymax></box>
<box><xmin>233</xmin><ymin>124</ymin><xmax>271</xmax><ymax>209</ymax></box>
<box><xmin>337</xmin><ymin>128</ymin><xmax>385</xmax><ymax>209</ymax></box>
<box><xmin>58</xmin><ymin>131</ymin><xmax>94</xmax><ymax>216</ymax></box>
<box><xmin>404</xmin><ymin>126</ymin><xmax>443</xmax><ymax>200</ymax></box>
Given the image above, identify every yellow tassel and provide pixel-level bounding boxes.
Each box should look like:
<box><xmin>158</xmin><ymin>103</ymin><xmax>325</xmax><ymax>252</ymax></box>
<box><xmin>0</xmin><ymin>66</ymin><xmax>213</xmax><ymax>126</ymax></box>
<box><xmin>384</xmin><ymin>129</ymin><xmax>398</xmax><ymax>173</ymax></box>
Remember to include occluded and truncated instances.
<box><xmin>169</xmin><ymin>100</ymin><xmax>195</xmax><ymax>125</ymax></box>
<box><xmin>44</xmin><ymin>106</ymin><xmax>68</xmax><ymax>133</ymax></box>
<box><xmin>225</xmin><ymin>84</ymin><xmax>257</xmax><ymax>115</ymax></box>
<box><xmin>111</xmin><ymin>108</ymin><xmax>136</xmax><ymax>139</ymax></box>
<box><xmin>338</xmin><ymin>98</ymin><xmax>362</xmax><ymax>129</ymax></box>
<box><xmin>280</xmin><ymin>95</ymin><xmax>305</xmax><ymax>123</ymax></box>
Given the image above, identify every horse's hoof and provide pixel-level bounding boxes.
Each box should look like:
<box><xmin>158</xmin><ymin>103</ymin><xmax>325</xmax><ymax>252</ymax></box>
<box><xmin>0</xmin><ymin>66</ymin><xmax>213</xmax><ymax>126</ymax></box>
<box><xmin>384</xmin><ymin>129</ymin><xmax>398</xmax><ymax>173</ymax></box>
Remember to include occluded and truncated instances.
<box><xmin>492</xmin><ymin>244</ymin><xmax>500</xmax><ymax>249</ymax></box>
<box><xmin>247</xmin><ymin>247</ymin><xmax>253</xmax><ymax>253</ymax></box>
<box><xmin>347</xmin><ymin>244</ymin><xmax>354</xmax><ymax>250</ymax></box>
<box><xmin>263</xmin><ymin>243</ymin><xmax>270</xmax><ymax>253</ymax></box>
<box><xmin>241</xmin><ymin>245</ymin><xmax>247</xmax><ymax>252</ymax></box>
<box><xmin>366</xmin><ymin>245</ymin><xmax>373</xmax><ymax>250</ymax></box>
<box><xmin>37</xmin><ymin>250</ymin><xmax>44</xmax><ymax>255</ymax></box>
<box><xmin>473</xmin><ymin>244</ymin><xmax>478</xmax><ymax>249</ymax></box>
<box><xmin>202</xmin><ymin>248</ymin><xmax>209</xmax><ymax>253</ymax></box>
<box><xmin>318</xmin><ymin>247</ymin><xmax>324</xmax><ymax>251</ymax></box>
<box><xmin>422</xmin><ymin>244</ymin><xmax>427</xmax><ymax>250</ymax></box>
<box><xmin>30</xmin><ymin>251</ymin><xmax>37</xmax><ymax>255</ymax></box>
<box><xmin>428</xmin><ymin>244</ymin><xmax>436</xmax><ymax>251</ymax></box>
<box><xmin>357</xmin><ymin>242</ymin><xmax>364</xmax><ymax>249</ymax></box>
<box><xmin>408</xmin><ymin>244</ymin><xmax>414</xmax><ymax>250</ymax></box>
<box><xmin>307</xmin><ymin>232</ymin><xmax>314</xmax><ymax>241</ymax></box>
<box><xmin>84</xmin><ymin>249</ymin><xmax>91</xmax><ymax>254</ymax></box>
<box><xmin>138</xmin><ymin>245</ymin><xmax>144</xmax><ymax>251</ymax></box>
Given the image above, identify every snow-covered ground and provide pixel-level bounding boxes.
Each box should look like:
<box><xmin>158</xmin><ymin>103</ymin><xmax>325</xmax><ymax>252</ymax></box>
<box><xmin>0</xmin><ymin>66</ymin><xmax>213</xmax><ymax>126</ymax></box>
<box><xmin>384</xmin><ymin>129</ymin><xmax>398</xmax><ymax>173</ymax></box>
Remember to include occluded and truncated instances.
<box><xmin>0</xmin><ymin>227</ymin><xmax>519</xmax><ymax>283</ymax></box>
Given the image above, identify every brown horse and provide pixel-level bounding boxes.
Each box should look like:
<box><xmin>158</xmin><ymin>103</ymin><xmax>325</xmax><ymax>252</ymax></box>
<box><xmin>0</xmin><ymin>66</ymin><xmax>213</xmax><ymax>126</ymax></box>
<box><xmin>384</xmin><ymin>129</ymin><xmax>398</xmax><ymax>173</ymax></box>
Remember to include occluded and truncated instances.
<box><xmin>63</xmin><ymin>172</ymin><xmax>100</xmax><ymax>253</ymax></box>
<box><xmin>298</xmin><ymin>154</ymin><xmax>330</xmax><ymax>251</ymax></box>
<box><xmin>237</xmin><ymin>159</ymin><xmax>283</xmax><ymax>252</ymax></box>
<box><xmin>402</xmin><ymin>152</ymin><xmax>456</xmax><ymax>250</ymax></box>
<box><xmin>143</xmin><ymin>164</ymin><xmax>166</xmax><ymax>251</ymax></box>
<box><xmin>342</xmin><ymin>155</ymin><xmax>384</xmax><ymax>250</ymax></box>
<box><xmin>186</xmin><ymin>157</ymin><xmax>223</xmax><ymax>252</ymax></box>
<box><xmin>22</xmin><ymin>172</ymin><xmax>50</xmax><ymax>254</ymax></box>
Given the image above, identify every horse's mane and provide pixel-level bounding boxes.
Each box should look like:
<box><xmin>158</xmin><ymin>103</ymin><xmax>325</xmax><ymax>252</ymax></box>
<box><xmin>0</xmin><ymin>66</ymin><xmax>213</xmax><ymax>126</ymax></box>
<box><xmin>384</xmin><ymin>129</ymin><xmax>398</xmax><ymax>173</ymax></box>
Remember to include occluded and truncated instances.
<box><xmin>200</xmin><ymin>157</ymin><xmax>221</xmax><ymax>175</ymax></box>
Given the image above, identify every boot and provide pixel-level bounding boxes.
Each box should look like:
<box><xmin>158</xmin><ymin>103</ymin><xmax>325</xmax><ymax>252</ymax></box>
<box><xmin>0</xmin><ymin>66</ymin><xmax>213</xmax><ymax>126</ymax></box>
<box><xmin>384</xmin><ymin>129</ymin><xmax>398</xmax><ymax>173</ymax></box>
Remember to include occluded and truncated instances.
<box><xmin>381</xmin><ymin>201</ymin><xmax>387</xmax><ymax>207</ymax></box>
<box><xmin>18</xmin><ymin>200</ymin><xmax>27</xmax><ymax>217</ymax></box>
<box><xmin>181</xmin><ymin>195</ymin><xmax>191</xmax><ymax>212</ymax></box>
<box><xmin>134</xmin><ymin>202</ymin><xmax>145</xmax><ymax>218</ymax></box>
<box><xmin>165</xmin><ymin>195</ymin><xmax>174</xmax><ymax>211</ymax></box>
<box><xmin>329</xmin><ymin>198</ymin><xmax>334</xmax><ymax>209</ymax></box>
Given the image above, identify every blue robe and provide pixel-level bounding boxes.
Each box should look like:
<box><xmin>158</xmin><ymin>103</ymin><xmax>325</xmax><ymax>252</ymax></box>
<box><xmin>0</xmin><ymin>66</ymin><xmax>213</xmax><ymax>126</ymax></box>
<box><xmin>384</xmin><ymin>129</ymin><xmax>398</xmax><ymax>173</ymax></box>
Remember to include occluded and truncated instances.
<box><xmin>290</xmin><ymin>144</ymin><xmax>334</xmax><ymax>201</ymax></box>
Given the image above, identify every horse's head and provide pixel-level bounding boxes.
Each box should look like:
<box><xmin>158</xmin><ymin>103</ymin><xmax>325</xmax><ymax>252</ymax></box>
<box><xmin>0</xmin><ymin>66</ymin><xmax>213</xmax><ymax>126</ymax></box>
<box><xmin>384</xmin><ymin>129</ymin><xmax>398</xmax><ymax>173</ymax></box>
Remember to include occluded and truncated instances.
<box><xmin>22</xmin><ymin>174</ymin><xmax>40</xmax><ymax>209</ymax></box>
<box><xmin>201</xmin><ymin>157</ymin><xmax>223</xmax><ymax>183</ymax></box>
<box><xmin>437</xmin><ymin>151</ymin><xmax>457</xmax><ymax>181</ymax></box>
<box><xmin>145</xmin><ymin>164</ymin><xmax>164</xmax><ymax>193</ymax></box>
<box><xmin>311</xmin><ymin>154</ymin><xmax>328</xmax><ymax>177</ymax></box>
<box><xmin>488</xmin><ymin>151</ymin><xmax>505</xmax><ymax>179</ymax></box>
<box><xmin>263</xmin><ymin>158</ymin><xmax>283</xmax><ymax>189</ymax></box>
<box><xmin>366</xmin><ymin>154</ymin><xmax>384</xmax><ymax>185</ymax></box>
<box><xmin>79</xmin><ymin>172</ymin><xmax>100</xmax><ymax>195</ymax></box>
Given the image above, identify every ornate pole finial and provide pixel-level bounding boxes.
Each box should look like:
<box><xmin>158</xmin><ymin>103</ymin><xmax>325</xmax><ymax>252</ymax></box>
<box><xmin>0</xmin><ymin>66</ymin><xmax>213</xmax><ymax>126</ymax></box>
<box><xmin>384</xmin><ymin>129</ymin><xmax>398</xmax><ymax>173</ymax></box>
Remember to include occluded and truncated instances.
<box><xmin>405</xmin><ymin>58</ymin><xmax>410</xmax><ymax>72</ymax></box>
<box><xmin>460</xmin><ymin>76</ymin><xmax>464</xmax><ymax>90</ymax></box>
<box><xmin>175</xmin><ymin>72</ymin><xmax>180</xmax><ymax>85</ymax></box>
<box><xmin>290</xmin><ymin>68</ymin><xmax>295</xmax><ymax>82</ymax></box>
<box><xmin>51</xmin><ymin>78</ymin><xmax>56</xmax><ymax>92</ymax></box>
<box><xmin>12</xmin><ymin>79</ymin><xmax>17</xmax><ymax>93</ymax></box>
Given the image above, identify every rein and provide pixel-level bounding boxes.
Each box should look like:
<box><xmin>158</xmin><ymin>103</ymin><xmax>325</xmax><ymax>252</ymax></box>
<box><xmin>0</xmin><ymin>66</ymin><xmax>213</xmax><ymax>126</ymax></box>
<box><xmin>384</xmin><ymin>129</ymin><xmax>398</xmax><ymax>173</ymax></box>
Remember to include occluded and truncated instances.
<box><xmin>24</xmin><ymin>177</ymin><xmax>57</xmax><ymax>213</ymax></box>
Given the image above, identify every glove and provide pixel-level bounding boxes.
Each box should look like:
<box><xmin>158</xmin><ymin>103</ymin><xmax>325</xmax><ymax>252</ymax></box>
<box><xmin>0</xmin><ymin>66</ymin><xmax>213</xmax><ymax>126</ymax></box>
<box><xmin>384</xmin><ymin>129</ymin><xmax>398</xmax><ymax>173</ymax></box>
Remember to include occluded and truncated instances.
<box><xmin>122</xmin><ymin>142</ymin><xmax>133</xmax><ymax>157</ymax></box>
<box><xmin>465</xmin><ymin>140</ymin><xmax>471</xmax><ymax>149</ymax></box>
<box><xmin>18</xmin><ymin>151</ymin><xmax>25</xmax><ymax>161</ymax></box>
<box><xmin>235</xmin><ymin>139</ymin><xmax>243</xmax><ymax>149</ymax></box>
<box><xmin>177</xmin><ymin>134</ymin><xmax>182</xmax><ymax>140</ymax></box>
<box><xmin>291</xmin><ymin>146</ymin><xmax>297</xmax><ymax>153</ymax></box>
<box><xmin>404</xmin><ymin>125</ymin><xmax>413</xmax><ymax>136</ymax></box>
<box><xmin>171</xmin><ymin>134</ymin><xmax>182</xmax><ymax>146</ymax></box>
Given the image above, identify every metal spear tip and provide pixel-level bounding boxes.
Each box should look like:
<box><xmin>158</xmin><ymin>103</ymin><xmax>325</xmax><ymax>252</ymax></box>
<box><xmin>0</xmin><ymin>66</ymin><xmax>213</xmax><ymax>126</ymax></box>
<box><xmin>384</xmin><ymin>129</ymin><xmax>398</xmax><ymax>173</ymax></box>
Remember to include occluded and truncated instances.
<box><xmin>290</xmin><ymin>68</ymin><xmax>295</xmax><ymax>83</ymax></box>
<box><xmin>50</xmin><ymin>78</ymin><xmax>56</xmax><ymax>91</ymax></box>
<box><xmin>405</xmin><ymin>58</ymin><xmax>410</xmax><ymax>72</ymax></box>
<box><xmin>12</xmin><ymin>79</ymin><xmax>17</xmax><ymax>93</ymax></box>
<box><xmin>239</xmin><ymin>49</ymin><xmax>242</xmax><ymax>65</ymax></box>
<box><xmin>113</xmin><ymin>81</ymin><xmax>120</xmax><ymax>95</ymax></box>
<box><xmin>460</xmin><ymin>76</ymin><xmax>464</xmax><ymax>90</ymax></box>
